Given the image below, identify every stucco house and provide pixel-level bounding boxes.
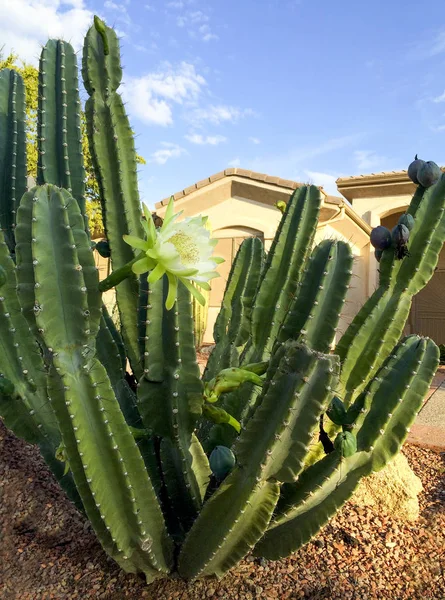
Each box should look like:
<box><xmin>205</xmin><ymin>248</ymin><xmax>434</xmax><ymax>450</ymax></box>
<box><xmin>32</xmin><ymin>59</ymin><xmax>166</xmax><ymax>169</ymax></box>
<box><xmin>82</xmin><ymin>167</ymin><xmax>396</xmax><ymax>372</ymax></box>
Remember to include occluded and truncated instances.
<box><xmin>151</xmin><ymin>167</ymin><xmax>445</xmax><ymax>345</ymax></box>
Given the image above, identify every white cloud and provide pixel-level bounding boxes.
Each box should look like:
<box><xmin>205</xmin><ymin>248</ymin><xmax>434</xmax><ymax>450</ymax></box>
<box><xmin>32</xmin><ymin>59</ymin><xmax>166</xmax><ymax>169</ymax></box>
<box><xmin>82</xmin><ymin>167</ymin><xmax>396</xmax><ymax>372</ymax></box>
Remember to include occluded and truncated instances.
<box><xmin>433</xmin><ymin>90</ymin><xmax>445</xmax><ymax>103</ymax></box>
<box><xmin>179</xmin><ymin>10</ymin><xmax>208</xmax><ymax>25</ymax></box>
<box><xmin>150</xmin><ymin>142</ymin><xmax>187</xmax><ymax>165</ymax></box>
<box><xmin>228</xmin><ymin>158</ymin><xmax>241</xmax><ymax>167</ymax></box>
<box><xmin>123</xmin><ymin>62</ymin><xmax>206</xmax><ymax>126</ymax></box>
<box><xmin>188</xmin><ymin>104</ymin><xmax>255</xmax><ymax>127</ymax></box>
<box><xmin>172</xmin><ymin>7</ymin><xmax>217</xmax><ymax>42</ymax></box>
<box><xmin>144</xmin><ymin>3</ymin><xmax>156</xmax><ymax>10</ymax></box>
<box><xmin>0</xmin><ymin>0</ymin><xmax>93</xmax><ymax>63</ymax></box>
<box><xmin>104</xmin><ymin>0</ymin><xmax>125</xmax><ymax>10</ymax></box>
<box><xmin>354</xmin><ymin>149</ymin><xmax>386</xmax><ymax>171</ymax></box>
<box><xmin>198</xmin><ymin>24</ymin><xmax>218</xmax><ymax>42</ymax></box>
<box><xmin>104</xmin><ymin>0</ymin><xmax>131</xmax><ymax>25</ymax></box>
<box><xmin>407</xmin><ymin>29</ymin><xmax>445</xmax><ymax>60</ymax></box>
<box><xmin>422</xmin><ymin>30</ymin><xmax>445</xmax><ymax>57</ymax></box>
<box><xmin>185</xmin><ymin>133</ymin><xmax>227</xmax><ymax>145</ymax></box>
<box><xmin>305</xmin><ymin>170</ymin><xmax>339</xmax><ymax>196</ymax></box>
<box><xmin>249</xmin><ymin>136</ymin><xmax>261</xmax><ymax>144</ymax></box>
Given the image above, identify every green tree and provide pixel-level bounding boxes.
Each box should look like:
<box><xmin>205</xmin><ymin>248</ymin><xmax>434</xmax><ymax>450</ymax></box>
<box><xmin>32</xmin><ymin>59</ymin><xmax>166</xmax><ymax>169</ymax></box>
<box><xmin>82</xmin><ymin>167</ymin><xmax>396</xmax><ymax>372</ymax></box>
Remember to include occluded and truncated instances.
<box><xmin>0</xmin><ymin>51</ymin><xmax>146</xmax><ymax>237</ymax></box>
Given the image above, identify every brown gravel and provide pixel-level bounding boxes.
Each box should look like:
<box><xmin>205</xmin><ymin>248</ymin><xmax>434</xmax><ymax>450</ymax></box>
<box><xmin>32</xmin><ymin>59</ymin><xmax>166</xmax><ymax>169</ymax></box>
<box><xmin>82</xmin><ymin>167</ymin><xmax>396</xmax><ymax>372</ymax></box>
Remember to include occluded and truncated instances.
<box><xmin>0</xmin><ymin>420</ymin><xmax>444</xmax><ymax>600</ymax></box>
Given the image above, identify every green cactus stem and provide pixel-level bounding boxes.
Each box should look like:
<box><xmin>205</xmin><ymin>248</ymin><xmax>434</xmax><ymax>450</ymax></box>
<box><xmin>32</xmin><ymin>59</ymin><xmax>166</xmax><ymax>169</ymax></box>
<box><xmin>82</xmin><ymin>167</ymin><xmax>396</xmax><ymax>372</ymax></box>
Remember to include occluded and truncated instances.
<box><xmin>36</xmin><ymin>40</ymin><xmax>86</xmax><ymax>225</ymax></box>
<box><xmin>82</xmin><ymin>19</ymin><xmax>145</xmax><ymax>377</ymax></box>
<box><xmin>137</xmin><ymin>276</ymin><xmax>210</xmax><ymax>535</ymax></box>
<box><xmin>179</xmin><ymin>342</ymin><xmax>338</xmax><ymax>579</ymax></box>
<box><xmin>254</xmin><ymin>335</ymin><xmax>438</xmax><ymax>560</ymax></box>
<box><xmin>0</xmin><ymin>69</ymin><xmax>27</xmax><ymax>253</ymax></box>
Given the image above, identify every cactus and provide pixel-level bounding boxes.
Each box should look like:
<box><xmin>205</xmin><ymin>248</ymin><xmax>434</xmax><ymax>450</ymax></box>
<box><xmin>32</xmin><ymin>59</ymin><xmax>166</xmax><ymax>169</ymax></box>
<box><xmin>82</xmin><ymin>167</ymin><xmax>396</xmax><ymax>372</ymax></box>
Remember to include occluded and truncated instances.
<box><xmin>82</xmin><ymin>16</ymin><xmax>145</xmax><ymax>377</ymax></box>
<box><xmin>36</xmin><ymin>40</ymin><xmax>86</xmax><ymax>225</ymax></box>
<box><xmin>192</xmin><ymin>283</ymin><xmax>209</xmax><ymax>348</ymax></box>
<box><xmin>0</xmin><ymin>68</ymin><xmax>27</xmax><ymax>253</ymax></box>
<box><xmin>0</xmin><ymin>16</ymin><xmax>443</xmax><ymax>585</ymax></box>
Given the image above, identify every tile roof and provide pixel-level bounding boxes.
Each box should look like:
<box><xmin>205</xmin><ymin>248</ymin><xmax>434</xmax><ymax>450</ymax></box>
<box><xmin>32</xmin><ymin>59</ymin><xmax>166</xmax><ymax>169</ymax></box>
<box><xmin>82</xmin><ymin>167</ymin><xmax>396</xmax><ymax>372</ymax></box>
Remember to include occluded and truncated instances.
<box><xmin>336</xmin><ymin>170</ymin><xmax>409</xmax><ymax>185</ymax></box>
<box><xmin>156</xmin><ymin>167</ymin><xmax>343</xmax><ymax>208</ymax></box>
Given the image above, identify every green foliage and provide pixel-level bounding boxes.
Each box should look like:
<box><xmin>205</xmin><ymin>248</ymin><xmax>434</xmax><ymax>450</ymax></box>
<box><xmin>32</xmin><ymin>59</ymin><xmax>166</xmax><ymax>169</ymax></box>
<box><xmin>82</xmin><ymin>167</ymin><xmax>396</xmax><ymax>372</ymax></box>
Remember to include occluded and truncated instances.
<box><xmin>0</xmin><ymin>18</ymin><xmax>442</xmax><ymax>585</ymax></box>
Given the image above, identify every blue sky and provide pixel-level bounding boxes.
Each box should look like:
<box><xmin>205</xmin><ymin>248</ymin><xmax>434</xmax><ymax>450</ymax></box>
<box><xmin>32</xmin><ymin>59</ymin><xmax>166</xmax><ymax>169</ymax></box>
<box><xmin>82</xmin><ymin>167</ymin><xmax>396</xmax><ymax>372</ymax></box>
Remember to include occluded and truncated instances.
<box><xmin>2</xmin><ymin>1</ymin><xmax>445</xmax><ymax>207</ymax></box>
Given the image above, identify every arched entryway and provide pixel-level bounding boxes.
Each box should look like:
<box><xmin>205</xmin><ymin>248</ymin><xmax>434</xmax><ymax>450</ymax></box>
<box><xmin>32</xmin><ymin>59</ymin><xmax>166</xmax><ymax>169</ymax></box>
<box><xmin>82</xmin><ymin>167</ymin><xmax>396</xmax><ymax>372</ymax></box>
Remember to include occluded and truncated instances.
<box><xmin>381</xmin><ymin>210</ymin><xmax>445</xmax><ymax>344</ymax></box>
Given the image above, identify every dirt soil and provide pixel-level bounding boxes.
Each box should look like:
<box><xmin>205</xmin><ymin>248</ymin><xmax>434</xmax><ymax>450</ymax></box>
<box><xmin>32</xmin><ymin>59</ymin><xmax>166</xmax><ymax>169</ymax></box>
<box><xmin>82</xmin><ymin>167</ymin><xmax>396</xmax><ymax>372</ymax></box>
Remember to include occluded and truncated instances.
<box><xmin>0</xmin><ymin>421</ymin><xmax>444</xmax><ymax>600</ymax></box>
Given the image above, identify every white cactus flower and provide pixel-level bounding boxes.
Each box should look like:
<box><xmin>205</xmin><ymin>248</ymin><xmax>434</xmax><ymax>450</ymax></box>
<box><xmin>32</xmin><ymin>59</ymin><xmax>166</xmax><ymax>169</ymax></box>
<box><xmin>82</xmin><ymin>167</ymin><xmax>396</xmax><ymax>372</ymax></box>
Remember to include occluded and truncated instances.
<box><xmin>123</xmin><ymin>197</ymin><xmax>224</xmax><ymax>309</ymax></box>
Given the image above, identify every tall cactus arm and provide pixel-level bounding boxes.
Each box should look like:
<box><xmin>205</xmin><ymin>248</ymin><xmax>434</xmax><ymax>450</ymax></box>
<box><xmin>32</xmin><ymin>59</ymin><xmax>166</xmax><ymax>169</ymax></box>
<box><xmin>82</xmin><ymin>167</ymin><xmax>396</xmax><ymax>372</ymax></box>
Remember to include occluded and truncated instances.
<box><xmin>254</xmin><ymin>450</ymin><xmax>369</xmax><ymax>560</ymax></box>
<box><xmin>0</xmin><ymin>227</ymin><xmax>82</xmax><ymax>504</ymax></box>
<box><xmin>204</xmin><ymin>237</ymin><xmax>264</xmax><ymax>381</ymax></box>
<box><xmin>97</xmin><ymin>312</ymin><xmax>125</xmax><ymax>387</ymax></box>
<box><xmin>0</xmin><ymin>68</ymin><xmax>27</xmax><ymax>253</ymax></box>
<box><xmin>236</xmin><ymin>343</ymin><xmax>339</xmax><ymax>483</ymax></box>
<box><xmin>138</xmin><ymin>277</ymin><xmax>210</xmax><ymax>533</ymax></box>
<box><xmin>82</xmin><ymin>19</ymin><xmax>144</xmax><ymax>377</ymax></box>
<box><xmin>204</xmin><ymin>241</ymin><xmax>350</xmax><ymax>451</ymax></box>
<box><xmin>160</xmin><ymin>433</ymin><xmax>211</xmax><ymax>533</ymax></box>
<box><xmin>336</xmin><ymin>174</ymin><xmax>445</xmax><ymax>401</ymax></box>
<box><xmin>179</xmin><ymin>472</ymin><xmax>280</xmax><ymax>580</ymax></box>
<box><xmin>16</xmin><ymin>185</ymin><xmax>101</xmax><ymax>359</ymax></box>
<box><xmin>253</xmin><ymin>335</ymin><xmax>438</xmax><ymax>560</ymax></box>
<box><xmin>356</xmin><ymin>336</ymin><xmax>439</xmax><ymax>468</ymax></box>
<box><xmin>15</xmin><ymin>183</ymin><xmax>173</xmax><ymax>577</ymax></box>
<box><xmin>204</xmin><ymin>190</ymin><xmax>323</xmax><ymax>450</ymax></box>
<box><xmin>393</xmin><ymin>176</ymin><xmax>445</xmax><ymax>295</ymax></box>
<box><xmin>0</xmin><ymin>229</ymin><xmax>58</xmax><ymax>439</ymax></box>
<box><xmin>337</xmin><ymin>290</ymin><xmax>412</xmax><ymax>401</ymax></box>
<box><xmin>407</xmin><ymin>183</ymin><xmax>426</xmax><ymax>218</ymax></box>
<box><xmin>178</xmin><ymin>342</ymin><xmax>337</xmax><ymax>579</ymax></box>
<box><xmin>36</xmin><ymin>40</ymin><xmax>86</xmax><ymax>221</ymax></box>
<box><xmin>277</xmin><ymin>239</ymin><xmax>353</xmax><ymax>353</ymax></box>
<box><xmin>244</xmin><ymin>186</ymin><xmax>321</xmax><ymax>362</ymax></box>
<box><xmin>102</xmin><ymin>303</ymin><xmax>127</xmax><ymax>372</ymax></box>
<box><xmin>59</xmin><ymin>359</ymin><xmax>172</xmax><ymax>575</ymax></box>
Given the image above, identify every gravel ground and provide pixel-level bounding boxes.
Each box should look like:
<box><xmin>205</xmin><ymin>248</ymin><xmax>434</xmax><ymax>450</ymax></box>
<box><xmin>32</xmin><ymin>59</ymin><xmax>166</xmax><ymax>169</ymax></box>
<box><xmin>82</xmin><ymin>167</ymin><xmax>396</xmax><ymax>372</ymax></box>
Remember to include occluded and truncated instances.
<box><xmin>0</xmin><ymin>420</ymin><xmax>444</xmax><ymax>600</ymax></box>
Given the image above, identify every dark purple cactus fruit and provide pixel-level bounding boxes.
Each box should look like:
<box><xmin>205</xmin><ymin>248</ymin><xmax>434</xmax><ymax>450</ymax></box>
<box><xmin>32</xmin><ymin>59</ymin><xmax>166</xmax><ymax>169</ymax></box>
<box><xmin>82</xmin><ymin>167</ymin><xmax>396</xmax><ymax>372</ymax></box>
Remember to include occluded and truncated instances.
<box><xmin>95</xmin><ymin>239</ymin><xmax>111</xmax><ymax>258</ymax></box>
<box><xmin>375</xmin><ymin>248</ymin><xmax>384</xmax><ymax>262</ymax></box>
<box><xmin>392</xmin><ymin>224</ymin><xmax>410</xmax><ymax>259</ymax></box>
<box><xmin>370</xmin><ymin>226</ymin><xmax>392</xmax><ymax>250</ymax></box>
<box><xmin>407</xmin><ymin>154</ymin><xmax>425</xmax><ymax>185</ymax></box>
<box><xmin>417</xmin><ymin>161</ymin><xmax>441</xmax><ymax>188</ymax></box>
<box><xmin>398</xmin><ymin>213</ymin><xmax>415</xmax><ymax>231</ymax></box>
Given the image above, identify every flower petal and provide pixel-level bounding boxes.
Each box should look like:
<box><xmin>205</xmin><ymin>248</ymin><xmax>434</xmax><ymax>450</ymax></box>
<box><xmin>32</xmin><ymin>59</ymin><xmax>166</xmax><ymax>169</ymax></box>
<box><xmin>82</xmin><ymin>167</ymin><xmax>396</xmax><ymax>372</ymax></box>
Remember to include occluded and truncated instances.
<box><xmin>142</xmin><ymin>203</ymin><xmax>158</xmax><ymax>244</ymax></box>
<box><xmin>148</xmin><ymin>262</ymin><xmax>166</xmax><ymax>284</ymax></box>
<box><xmin>180</xmin><ymin>277</ymin><xmax>206</xmax><ymax>306</ymax></box>
<box><xmin>165</xmin><ymin>273</ymin><xmax>178</xmax><ymax>310</ymax></box>
<box><xmin>194</xmin><ymin>280</ymin><xmax>211</xmax><ymax>291</ymax></box>
<box><xmin>123</xmin><ymin>235</ymin><xmax>150</xmax><ymax>251</ymax></box>
<box><xmin>164</xmin><ymin>196</ymin><xmax>174</xmax><ymax>221</ymax></box>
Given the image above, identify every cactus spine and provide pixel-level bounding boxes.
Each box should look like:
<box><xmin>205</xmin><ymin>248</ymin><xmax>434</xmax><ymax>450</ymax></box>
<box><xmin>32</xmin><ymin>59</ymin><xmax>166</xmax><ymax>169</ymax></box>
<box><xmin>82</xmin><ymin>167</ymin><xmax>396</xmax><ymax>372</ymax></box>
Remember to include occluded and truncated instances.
<box><xmin>0</xmin><ymin>16</ymin><xmax>443</xmax><ymax>584</ymax></box>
